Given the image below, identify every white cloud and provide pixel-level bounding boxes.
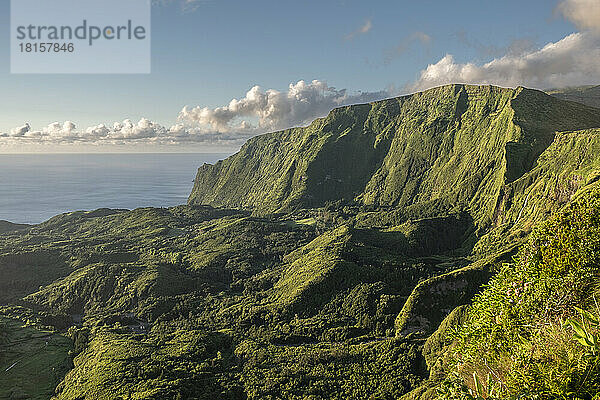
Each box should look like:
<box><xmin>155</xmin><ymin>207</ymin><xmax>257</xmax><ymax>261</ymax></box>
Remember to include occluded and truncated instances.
<box><xmin>557</xmin><ymin>0</ymin><xmax>600</xmax><ymax>33</ymax></box>
<box><xmin>9</xmin><ymin>123</ymin><xmax>31</xmax><ymax>137</ymax></box>
<box><xmin>44</xmin><ymin>121</ymin><xmax>77</xmax><ymax>138</ymax></box>
<box><xmin>1</xmin><ymin>118</ymin><xmax>256</xmax><ymax>147</ymax></box>
<box><xmin>179</xmin><ymin>79</ymin><xmax>388</xmax><ymax>134</ymax></box>
<box><xmin>410</xmin><ymin>32</ymin><xmax>600</xmax><ymax>91</ymax></box>
<box><xmin>109</xmin><ymin>119</ymin><xmax>167</xmax><ymax>139</ymax></box>
<box><xmin>345</xmin><ymin>19</ymin><xmax>372</xmax><ymax>40</ymax></box>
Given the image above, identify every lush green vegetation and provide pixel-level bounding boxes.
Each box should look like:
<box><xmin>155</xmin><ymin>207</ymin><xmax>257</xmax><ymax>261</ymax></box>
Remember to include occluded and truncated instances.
<box><xmin>1</xmin><ymin>84</ymin><xmax>600</xmax><ymax>399</ymax></box>
<box><xmin>0</xmin><ymin>203</ymin><xmax>467</xmax><ymax>399</ymax></box>
<box><xmin>0</xmin><ymin>308</ymin><xmax>71</xmax><ymax>400</ymax></box>
<box><xmin>432</xmin><ymin>185</ymin><xmax>600</xmax><ymax>399</ymax></box>
<box><xmin>0</xmin><ymin>221</ymin><xmax>30</xmax><ymax>234</ymax></box>
<box><xmin>548</xmin><ymin>85</ymin><xmax>600</xmax><ymax>109</ymax></box>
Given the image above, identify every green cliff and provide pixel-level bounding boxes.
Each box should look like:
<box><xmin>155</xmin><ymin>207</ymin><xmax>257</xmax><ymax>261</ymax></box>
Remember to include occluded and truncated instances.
<box><xmin>189</xmin><ymin>85</ymin><xmax>600</xmax><ymax>230</ymax></box>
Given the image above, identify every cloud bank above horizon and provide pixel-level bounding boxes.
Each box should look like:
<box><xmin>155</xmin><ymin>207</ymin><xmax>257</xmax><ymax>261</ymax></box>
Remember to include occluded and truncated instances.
<box><xmin>2</xmin><ymin>0</ymin><xmax>599</xmax><ymax>148</ymax></box>
<box><xmin>0</xmin><ymin>80</ymin><xmax>389</xmax><ymax>147</ymax></box>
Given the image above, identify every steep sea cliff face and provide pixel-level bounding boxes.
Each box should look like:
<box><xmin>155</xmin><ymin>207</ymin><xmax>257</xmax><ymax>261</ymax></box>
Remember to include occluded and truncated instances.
<box><xmin>189</xmin><ymin>84</ymin><xmax>600</xmax><ymax>231</ymax></box>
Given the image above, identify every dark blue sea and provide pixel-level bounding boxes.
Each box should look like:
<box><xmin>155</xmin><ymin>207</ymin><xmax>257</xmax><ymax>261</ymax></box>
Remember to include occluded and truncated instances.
<box><xmin>0</xmin><ymin>153</ymin><xmax>230</xmax><ymax>224</ymax></box>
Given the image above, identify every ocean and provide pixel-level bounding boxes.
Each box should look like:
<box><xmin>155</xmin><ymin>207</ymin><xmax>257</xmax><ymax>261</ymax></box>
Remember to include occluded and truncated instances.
<box><xmin>0</xmin><ymin>153</ymin><xmax>230</xmax><ymax>224</ymax></box>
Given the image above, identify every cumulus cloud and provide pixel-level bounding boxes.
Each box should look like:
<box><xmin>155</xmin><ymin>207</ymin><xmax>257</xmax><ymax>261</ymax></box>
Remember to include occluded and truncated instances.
<box><xmin>345</xmin><ymin>19</ymin><xmax>372</xmax><ymax>40</ymax></box>
<box><xmin>409</xmin><ymin>0</ymin><xmax>600</xmax><ymax>92</ymax></box>
<box><xmin>557</xmin><ymin>0</ymin><xmax>600</xmax><ymax>33</ymax></box>
<box><xmin>1</xmin><ymin>122</ymin><xmax>74</xmax><ymax>139</ymax></box>
<box><xmin>410</xmin><ymin>32</ymin><xmax>600</xmax><ymax>91</ymax></box>
<box><xmin>9</xmin><ymin>123</ymin><xmax>31</xmax><ymax>137</ymax></box>
<box><xmin>44</xmin><ymin>121</ymin><xmax>77</xmax><ymax>137</ymax></box>
<box><xmin>178</xmin><ymin>79</ymin><xmax>388</xmax><ymax>133</ymax></box>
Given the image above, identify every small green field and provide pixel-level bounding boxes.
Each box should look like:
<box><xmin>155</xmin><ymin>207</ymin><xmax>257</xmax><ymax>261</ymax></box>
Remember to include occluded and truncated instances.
<box><xmin>0</xmin><ymin>312</ymin><xmax>71</xmax><ymax>400</ymax></box>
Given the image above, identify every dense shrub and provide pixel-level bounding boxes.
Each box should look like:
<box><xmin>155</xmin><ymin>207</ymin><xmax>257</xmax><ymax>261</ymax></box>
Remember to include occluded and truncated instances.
<box><xmin>438</xmin><ymin>188</ymin><xmax>600</xmax><ymax>399</ymax></box>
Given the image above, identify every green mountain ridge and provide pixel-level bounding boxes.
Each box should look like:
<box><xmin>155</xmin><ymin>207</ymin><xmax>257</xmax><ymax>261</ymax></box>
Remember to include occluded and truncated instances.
<box><xmin>190</xmin><ymin>85</ymin><xmax>600</xmax><ymax>229</ymax></box>
<box><xmin>1</xmin><ymin>84</ymin><xmax>600</xmax><ymax>399</ymax></box>
<box><xmin>548</xmin><ymin>85</ymin><xmax>600</xmax><ymax>109</ymax></box>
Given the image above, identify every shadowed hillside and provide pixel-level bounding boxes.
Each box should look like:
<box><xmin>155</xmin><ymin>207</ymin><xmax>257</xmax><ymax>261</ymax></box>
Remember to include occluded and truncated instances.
<box><xmin>548</xmin><ymin>85</ymin><xmax>600</xmax><ymax>109</ymax></box>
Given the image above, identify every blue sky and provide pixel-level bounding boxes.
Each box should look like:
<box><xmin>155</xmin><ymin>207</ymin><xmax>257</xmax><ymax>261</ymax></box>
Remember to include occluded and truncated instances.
<box><xmin>0</xmin><ymin>0</ymin><xmax>597</xmax><ymax>152</ymax></box>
